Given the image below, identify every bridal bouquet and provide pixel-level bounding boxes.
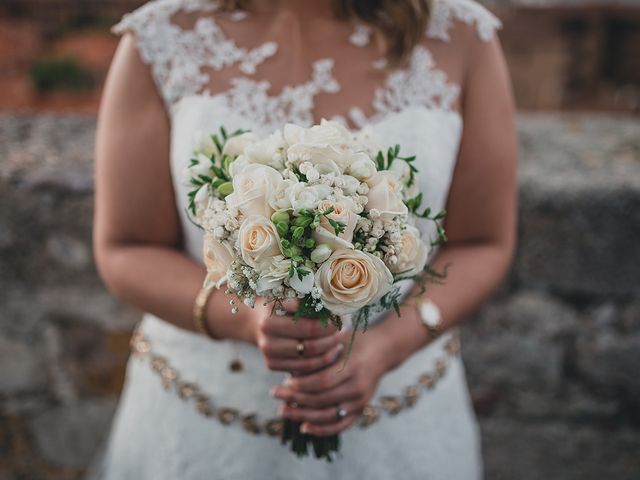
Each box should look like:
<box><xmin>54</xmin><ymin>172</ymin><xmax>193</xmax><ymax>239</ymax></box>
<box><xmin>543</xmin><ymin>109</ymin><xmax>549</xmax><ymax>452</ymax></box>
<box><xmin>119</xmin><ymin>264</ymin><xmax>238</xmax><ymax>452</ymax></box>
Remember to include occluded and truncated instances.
<box><xmin>184</xmin><ymin>119</ymin><xmax>446</xmax><ymax>460</ymax></box>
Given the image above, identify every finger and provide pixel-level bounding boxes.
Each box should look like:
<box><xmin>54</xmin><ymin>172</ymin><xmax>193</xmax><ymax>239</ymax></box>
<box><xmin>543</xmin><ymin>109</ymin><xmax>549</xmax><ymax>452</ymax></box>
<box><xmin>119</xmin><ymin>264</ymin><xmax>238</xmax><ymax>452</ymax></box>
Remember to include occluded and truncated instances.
<box><xmin>272</xmin><ymin>380</ymin><xmax>358</xmax><ymax>409</ymax></box>
<box><xmin>301</xmin><ymin>414</ymin><xmax>359</xmax><ymax>437</ymax></box>
<box><xmin>263</xmin><ymin>343</ymin><xmax>344</xmax><ymax>373</ymax></box>
<box><xmin>260</xmin><ymin>316</ymin><xmax>338</xmax><ymax>339</ymax></box>
<box><xmin>281</xmin><ymin>297</ymin><xmax>300</xmax><ymax>314</ymax></box>
<box><xmin>278</xmin><ymin>399</ymin><xmax>363</xmax><ymax>425</ymax></box>
<box><xmin>282</xmin><ymin>360</ymin><xmax>350</xmax><ymax>393</ymax></box>
<box><xmin>259</xmin><ymin>335</ymin><xmax>340</xmax><ymax>359</ymax></box>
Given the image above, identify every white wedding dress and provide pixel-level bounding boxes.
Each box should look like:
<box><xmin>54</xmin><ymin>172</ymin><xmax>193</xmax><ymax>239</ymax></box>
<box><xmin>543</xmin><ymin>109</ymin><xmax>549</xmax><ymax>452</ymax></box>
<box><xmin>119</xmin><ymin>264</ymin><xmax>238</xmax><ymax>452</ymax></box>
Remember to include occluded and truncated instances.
<box><xmin>90</xmin><ymin>0</ymin><xmax>502</xmax><ymax>478</ymax></box>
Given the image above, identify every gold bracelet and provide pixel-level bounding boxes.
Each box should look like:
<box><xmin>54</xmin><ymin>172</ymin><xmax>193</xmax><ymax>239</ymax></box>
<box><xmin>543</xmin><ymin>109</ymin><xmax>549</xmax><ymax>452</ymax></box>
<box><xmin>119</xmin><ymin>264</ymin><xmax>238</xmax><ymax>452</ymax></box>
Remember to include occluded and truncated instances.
<box><xmin>193</xmin><ymin>284</ymin><xmax>216</xmax><ymax>339</ymax></box>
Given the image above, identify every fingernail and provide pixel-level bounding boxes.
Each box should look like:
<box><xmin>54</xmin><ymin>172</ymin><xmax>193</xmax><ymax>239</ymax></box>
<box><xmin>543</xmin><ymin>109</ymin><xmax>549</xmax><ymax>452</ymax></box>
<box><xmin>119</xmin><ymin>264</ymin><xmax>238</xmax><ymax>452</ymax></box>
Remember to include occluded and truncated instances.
<box><xmin>270</xmin><ymin>387</ymin><xmax>278</xmax><ymax>397</ymax></box>
<box><xmin>283</xmin><ymin>378</ymin><xmax>293</xmax><ymax>387</ymax></box>
<box><xmin>300</xmin><ymin>424</ymin><xmax>309</xmax><ymax>433</ymax></box>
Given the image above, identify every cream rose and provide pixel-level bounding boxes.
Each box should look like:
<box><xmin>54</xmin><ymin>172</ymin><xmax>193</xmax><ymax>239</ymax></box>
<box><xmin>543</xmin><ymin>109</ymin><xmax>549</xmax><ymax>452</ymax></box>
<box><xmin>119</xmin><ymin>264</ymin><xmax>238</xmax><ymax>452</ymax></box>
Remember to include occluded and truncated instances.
<box><xmin>225</xmin><ymin>165</ymin><xmax>282</xmax><ymax>218</ymax></box>
<box><xmin>203</xmin><ymin>233</ymin><xmax>234</xmax><ymax>289</ymax></box>
<box><xmin>284</xmin><ymin>119</ymin><xmax>352</xmax><ymax>147</ymax></box>
<box><xmin>390</xmin><ymin>226</ymin><xmax>430</xmax><ymax>277</ymax></box>
<box><xmin>238</xmin><ymin>215</ymin><xmax>283</xmax><ymax>272</ymax></box>
<box><xmin>222</xmin><ymin>132</ymin><xmax>258</xmax><ymax>157</ymax></box>
<box><xmin>313</xmin><ymin>196</ymin><xmax>358</xmax><ymax>249</ymax></box>
<box><xmin>315</xmin><ymin>248</ymin><xmax>393</xmax><ymax>316</ymax></box>
<box><xmin>286</xmin><ymin>143</ymin><xmax>343</xmax><ymax>175</ymax></box>
<box><xmin>353</xmin><ymin>125</ymin><xmax>386</xmax><ymax>159</ymax></box>
<box><xmin>366</xmin><ymin>171</ymin><xmax>409</xmax><ymax>220</ymax></box>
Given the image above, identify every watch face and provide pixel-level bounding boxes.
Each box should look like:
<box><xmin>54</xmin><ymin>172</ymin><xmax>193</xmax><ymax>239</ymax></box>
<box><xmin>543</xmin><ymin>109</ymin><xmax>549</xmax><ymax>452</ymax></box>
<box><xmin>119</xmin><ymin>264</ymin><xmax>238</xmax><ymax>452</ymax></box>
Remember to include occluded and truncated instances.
<box><xmin>420</xmin><ymin>302</ymin><xmax>441</xmax><ymax>328</ymax></box>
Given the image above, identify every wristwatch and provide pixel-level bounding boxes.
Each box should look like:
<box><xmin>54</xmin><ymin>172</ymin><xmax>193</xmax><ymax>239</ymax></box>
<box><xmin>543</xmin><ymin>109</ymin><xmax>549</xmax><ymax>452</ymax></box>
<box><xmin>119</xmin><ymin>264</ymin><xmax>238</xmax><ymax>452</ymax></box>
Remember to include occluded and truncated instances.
<box><xmin>417</xmin><ymin>298</ymin><xmax>443</xmax><ymax>338</ymax></box>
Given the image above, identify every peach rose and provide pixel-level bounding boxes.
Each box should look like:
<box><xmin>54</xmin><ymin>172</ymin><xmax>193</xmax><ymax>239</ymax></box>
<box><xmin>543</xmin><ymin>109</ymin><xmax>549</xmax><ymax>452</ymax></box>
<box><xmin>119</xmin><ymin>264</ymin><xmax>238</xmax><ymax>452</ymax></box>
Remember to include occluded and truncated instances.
<box><xmin>315</xmin><ymin>248</ymin><xmax>393</xmax><ymax>316</ymax></box>
<box><xmin>238</xmin><ymin>215</ymin><xmax>282</xmax><ymax>272</ymax></box>
<box><xmin>390</xmin><ymin>226</ymin><xmax>430</xmax><ymax>277</ymax></box>
<box><xmin>313</xmin><ymin>196</ymin><xmax>358</xmax><ymax>249</ymax></box>
<box><xmin>203</xmin><ymin>233</ymin><xmax>234</xmax><ymax>289</ymax></box>
<box><xmin>366</xmin><ymin>171</ymin><xmax>408</xmax><ymax>220</ymax></box>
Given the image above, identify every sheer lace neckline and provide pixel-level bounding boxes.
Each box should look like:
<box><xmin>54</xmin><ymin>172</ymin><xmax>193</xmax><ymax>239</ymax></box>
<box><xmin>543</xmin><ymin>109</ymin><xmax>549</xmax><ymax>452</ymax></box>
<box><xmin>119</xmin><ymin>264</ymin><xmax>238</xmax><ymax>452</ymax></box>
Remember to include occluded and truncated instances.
<box><xmin>112</xmin><ymin>0</ymin><xmax>501</xmax><ymax>129</ymax></box>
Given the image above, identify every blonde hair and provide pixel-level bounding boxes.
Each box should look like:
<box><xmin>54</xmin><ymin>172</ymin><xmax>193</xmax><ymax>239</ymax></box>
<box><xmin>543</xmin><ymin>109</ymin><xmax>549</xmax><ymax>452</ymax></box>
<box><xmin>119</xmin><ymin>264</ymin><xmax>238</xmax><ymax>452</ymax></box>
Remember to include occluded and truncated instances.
<box><xmin>217</xmin><ymin>0</ymin><xmax>432</xmax><ymax>68</ymax></box>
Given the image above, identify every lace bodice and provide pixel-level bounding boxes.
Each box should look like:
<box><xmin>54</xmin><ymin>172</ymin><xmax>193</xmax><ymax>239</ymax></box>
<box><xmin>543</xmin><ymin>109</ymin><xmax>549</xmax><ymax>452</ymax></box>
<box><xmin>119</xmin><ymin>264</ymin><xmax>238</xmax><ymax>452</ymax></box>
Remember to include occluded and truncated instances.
<box><xmin>112</xmin><ymin>0</ymin><xmax>501</xmax><ymax>131</ymax></box>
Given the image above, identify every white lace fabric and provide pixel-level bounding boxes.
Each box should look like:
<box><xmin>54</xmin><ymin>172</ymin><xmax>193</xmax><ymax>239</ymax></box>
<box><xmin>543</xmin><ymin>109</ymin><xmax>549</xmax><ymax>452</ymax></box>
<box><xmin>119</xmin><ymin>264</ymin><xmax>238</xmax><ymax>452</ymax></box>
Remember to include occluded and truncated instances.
<box><xmin>112</xmin><ymin>0</ymin><xmax>501</xmax><ymax>130</ymax></box>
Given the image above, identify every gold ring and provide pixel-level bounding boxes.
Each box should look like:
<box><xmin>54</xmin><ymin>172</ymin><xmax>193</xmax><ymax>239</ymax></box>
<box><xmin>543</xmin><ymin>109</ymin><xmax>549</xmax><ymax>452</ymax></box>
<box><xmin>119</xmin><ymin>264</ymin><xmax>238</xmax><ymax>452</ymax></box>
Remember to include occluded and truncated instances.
<box><xmin>296</xmin><ymin>340</ymin><xmax>305</xmax><ymax>357</ymax></box>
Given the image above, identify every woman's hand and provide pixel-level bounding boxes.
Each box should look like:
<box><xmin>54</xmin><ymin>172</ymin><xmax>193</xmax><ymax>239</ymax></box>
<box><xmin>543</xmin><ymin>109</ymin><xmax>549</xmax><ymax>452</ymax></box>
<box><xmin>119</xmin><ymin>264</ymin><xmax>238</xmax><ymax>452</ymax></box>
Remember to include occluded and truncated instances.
<box><xmin>251</xmin><ymin>298</ymin><xmax>344</xmax><ymax>374</ymax></box>
<box><xmin>270</xmin><ymin>326</ymin><xmax>391</xmax><ymax>436</ymax></box>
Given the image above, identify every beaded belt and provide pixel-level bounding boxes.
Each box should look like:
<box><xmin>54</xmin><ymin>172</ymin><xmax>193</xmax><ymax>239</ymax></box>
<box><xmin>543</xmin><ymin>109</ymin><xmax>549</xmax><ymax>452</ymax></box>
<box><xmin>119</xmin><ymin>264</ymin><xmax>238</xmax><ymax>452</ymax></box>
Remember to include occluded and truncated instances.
<box><xmin>129</xmin><ymin>326</ymin><xmax>460</xmax><ymax>437</ymax></box>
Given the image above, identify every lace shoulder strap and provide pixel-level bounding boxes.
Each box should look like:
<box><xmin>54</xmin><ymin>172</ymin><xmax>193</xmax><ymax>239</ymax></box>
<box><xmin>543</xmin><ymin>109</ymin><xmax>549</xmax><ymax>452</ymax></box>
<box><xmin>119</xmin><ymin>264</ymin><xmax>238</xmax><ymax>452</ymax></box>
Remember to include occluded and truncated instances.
<box><xmin>111</xmin><ymin>0</ymin><xmax>277</xmax><ymax>108</ymax></box>
<box><xmin>427</xmin><ymin>0</ymin><xmax>502</xmax><ymax>43</ymax></box>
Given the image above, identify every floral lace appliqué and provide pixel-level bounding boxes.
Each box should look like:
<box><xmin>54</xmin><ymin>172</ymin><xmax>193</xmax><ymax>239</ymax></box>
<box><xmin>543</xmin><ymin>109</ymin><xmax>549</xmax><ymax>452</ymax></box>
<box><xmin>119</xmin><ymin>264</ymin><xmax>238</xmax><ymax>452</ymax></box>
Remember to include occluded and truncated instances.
<box><xmin>349</xmin><ymin>47</ymin><xmax>460</xmax><ymax>128</ymax></box>
<box><xmin>427</xmin><ymin>0</ymin><xmax>502</xmax><ymax>42</ymax></box>
<box><xmin>112</xmin><ymin>0</ymin><xmax>278</xmax><ymax>106</ymax></box>
<box><xmin>209</xmin><ymin>58</ymin><xmax>341</xmax><ymax>131</ymax></box>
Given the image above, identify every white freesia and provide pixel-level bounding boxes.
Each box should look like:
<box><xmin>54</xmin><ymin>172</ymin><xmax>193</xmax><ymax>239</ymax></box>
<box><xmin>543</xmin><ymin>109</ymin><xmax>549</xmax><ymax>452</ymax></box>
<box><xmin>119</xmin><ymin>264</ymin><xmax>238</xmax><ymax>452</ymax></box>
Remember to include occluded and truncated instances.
<box><xmin>203</xmin><ymin>232</ymin><xmax>234</xmax><ymax>289</ymax></box>
<box><xmin>390</xmin><ymin>225</ymin><xmax>430</xmax><ymax>277</ymax></box>
<box><xmin>245</xmin><ymin>130</ymin><xmax>286</xmax><ymax>170</ymax></box>
<box><xmin>193</xmin><ymin>184</ymin><xmax>210</xmax><ymax>220</ymax></box>
<box><xmin>313</xmin><ymin>195</ymin><xmax>358</xmax><ymax>249</ymax></box>
<box><xmin>389</xmin><ymin>159</ymin><xmax>411</xmax><ymax>184</ymax></box>
<box><xmin>366</xmin><ymin>171</ymin><xmax>409</xmax><ymax>220</ymax></box>
<box><xmin>315</xmin><ymin>248</ymin><xmax>393</xmax><ymax>316</ymax></box>
<box><xmin>193</xmin><ymin>130</ymin><xmax>218</xmax><ymax>157</ymax></box>
<box><xmin>310</xmin><ymin>244</ymin><xmax>332</xmax><ymax>263</ymax></box>
<box><xmin>238</xmin><ymin>215</ymin><xmax>282</xmax><ymax>272</ymax></box>
<box><xmin>222</xmin><ymin>132</ymin><xmax>258</xmax><ymax>157</ymax></box>
<box><xmin>287</xmin><ymin>183</ymin><xmax>332</xmax><ymax>212</ymax></box>
<box><xmin>256</xmin><ymin>255</ymin><xmax>291</xmax><ymax>295</ymax></box>
<box><xmin>346</xmin><ymin>153</ymin><xmax>377</xmax><ymax>181</ymax></box>
<box><xmin>289</xmin><ymin>267</ymin><xmax>314</xmax><ymax>294</ymax></box>
<box><xmin>226</xmin><ymin>165</ymin><xmax>282</xmax><ymax>218</ymax></box>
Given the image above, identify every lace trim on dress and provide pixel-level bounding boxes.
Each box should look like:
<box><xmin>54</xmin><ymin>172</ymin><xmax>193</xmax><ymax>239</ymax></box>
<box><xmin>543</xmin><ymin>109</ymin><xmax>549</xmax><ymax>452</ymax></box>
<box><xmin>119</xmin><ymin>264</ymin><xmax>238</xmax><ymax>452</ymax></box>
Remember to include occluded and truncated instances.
<box><xmin>208</xmin><ymin>58</ymin><xmax>341</xmax><ymax>130</ymax></box>
<box><xmin>349</xmin><ymin>47</ymin><xmax>461</xmax><ymax>129</ymax></box>
<box><xmin>111</xmin><ymin>0</ymin><xmax>278</xmax><ymax>106</ymax></box>
<box><xmin>426</xmin><ymin>0</ymin><xmax>502</xmax><ymax>42</ymax></box>
<box><xmin>129</xmin><ymin>326</ymin><xmax>461</xmax><ymax>437</ymax></box>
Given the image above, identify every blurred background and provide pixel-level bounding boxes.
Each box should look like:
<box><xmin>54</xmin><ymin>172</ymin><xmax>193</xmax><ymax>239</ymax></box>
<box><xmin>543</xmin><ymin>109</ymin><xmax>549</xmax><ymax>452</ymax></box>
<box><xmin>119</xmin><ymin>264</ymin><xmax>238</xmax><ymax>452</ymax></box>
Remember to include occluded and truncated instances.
<box><xmin>0</xmin><ymin>0</ymin><xmax>639</xmax><ymax>479</ymax></box>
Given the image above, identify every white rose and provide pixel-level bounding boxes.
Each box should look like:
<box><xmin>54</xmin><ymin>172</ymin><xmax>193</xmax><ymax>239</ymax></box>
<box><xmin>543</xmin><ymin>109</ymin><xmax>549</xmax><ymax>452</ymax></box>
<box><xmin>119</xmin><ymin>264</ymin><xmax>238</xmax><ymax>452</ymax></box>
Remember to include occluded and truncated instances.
<box><xmin>228</xmin><ymin>154</ymin><xmax>250</xmax><ymax>178</ymax></box>
<box><xmin>346</xmin><ymin>153</ymin><xmax>377</xmax><ymax>181</ymax></box>
<box><xmin>238</xmin><ymin>215</ymin><xmax>283</xmax><ymax>272</ymax></box>
<box><xmin>203</xmin><ymin>233</ymin><xmax>234</xmax><ymax>289</ymax></box>
<box><xmin>222</xmin><ymin>132</ymin><xmax>258</xmax><ymax>157</ymax></box>
<box><xmin>256</xmin><ymin>255</ymin><xmax>291</xmax><ymax>295</ymax></box>
<box><xmin>315</xmin><ymin>248</ymin><xmax>393</xmax><ymax>316</ymax></box>
<box><xmin>244</xmin><ymin>131</ymin><xmax>285</xmax><ymax>170</ymax></box>
<box><xmin>287</xmin><ymin>183</ymin><xmax>332</xmax><ymax>212</ymax></box>
<box><xmin>193</xmin><ymin>130</ymin><xmax>218</xmax><ymax>158</ymax></box>
<box><xmin>286</xmin><ymin>143</ymin><xmax>343</xmax><ymax>175</ymax></box>
<box><xmin>284</xmin><ymin>119</ymin><xmax>352</xmax><ymax>147</ymax></box>
<box><xmin>366</xmin><ymin>171</ymin><xmax>409</xmax><ymax>220</ymax></box>
<box><xmin>267</xmin><ymin>178</ymin><xmax>296</xmax><ymax>211</ymax></box>
<box><xmin>390</xmin><ymin>226</ymin><xmax>430</xmax><ymax>277</ymax></box>
<box><xmin>313</xmin><ymin>196</ymin><xmax>358</xmax><ymax>249</ymax></box>
<box><xmin>225</xmin><ymin>165</ymin><xmax>282</xmax><ymax>218</ymax></box>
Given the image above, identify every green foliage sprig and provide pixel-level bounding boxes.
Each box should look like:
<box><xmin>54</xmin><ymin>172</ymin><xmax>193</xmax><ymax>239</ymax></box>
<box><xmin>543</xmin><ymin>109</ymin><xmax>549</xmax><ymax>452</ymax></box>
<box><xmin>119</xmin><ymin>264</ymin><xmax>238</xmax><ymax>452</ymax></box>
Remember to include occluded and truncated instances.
<box><xmin>376</xmin><ymin>144</ymin><xmax>418</xmax><ymax>187</ymax></box>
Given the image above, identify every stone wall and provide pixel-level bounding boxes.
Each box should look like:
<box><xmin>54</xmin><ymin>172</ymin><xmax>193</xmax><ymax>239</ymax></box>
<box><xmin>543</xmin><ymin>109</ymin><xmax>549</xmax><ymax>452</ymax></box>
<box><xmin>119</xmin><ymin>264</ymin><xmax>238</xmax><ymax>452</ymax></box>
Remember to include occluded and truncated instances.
<box><xmin>0</xmin><ymin>113</ymin><xmax>639</xmax><ymax>479</ymax></box>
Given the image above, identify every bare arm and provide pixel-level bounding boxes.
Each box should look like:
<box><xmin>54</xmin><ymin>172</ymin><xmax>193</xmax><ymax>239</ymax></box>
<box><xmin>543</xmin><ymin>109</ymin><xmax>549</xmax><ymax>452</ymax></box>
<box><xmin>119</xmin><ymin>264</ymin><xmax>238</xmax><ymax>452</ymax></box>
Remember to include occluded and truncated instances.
<box><xmin>373</xmin><ymin>31</ymin><xmax>519</xmax><ymax>370</ymax></box>
<box><xmin>93</xmin><ymin>35</ymin><xmax>255</xmax><ymax>343</ymax></box>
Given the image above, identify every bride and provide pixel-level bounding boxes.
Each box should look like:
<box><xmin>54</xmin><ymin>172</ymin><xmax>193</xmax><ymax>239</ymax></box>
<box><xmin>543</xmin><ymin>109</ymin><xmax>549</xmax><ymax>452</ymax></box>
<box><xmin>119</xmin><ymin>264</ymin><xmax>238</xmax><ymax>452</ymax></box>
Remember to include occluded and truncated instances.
<box><xmin>92</xmin><ymin>0</ymin><xmax>517</xmax><ymax>478</ymax></box>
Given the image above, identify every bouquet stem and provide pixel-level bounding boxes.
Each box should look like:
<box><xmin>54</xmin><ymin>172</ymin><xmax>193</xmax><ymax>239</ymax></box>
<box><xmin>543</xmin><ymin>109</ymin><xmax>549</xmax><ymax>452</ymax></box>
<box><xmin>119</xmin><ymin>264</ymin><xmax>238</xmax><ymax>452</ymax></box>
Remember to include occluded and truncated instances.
<box><xmin>281</xmin><ymin>418</ymin><xmax>340</xmax><ymax>461</ymax></box>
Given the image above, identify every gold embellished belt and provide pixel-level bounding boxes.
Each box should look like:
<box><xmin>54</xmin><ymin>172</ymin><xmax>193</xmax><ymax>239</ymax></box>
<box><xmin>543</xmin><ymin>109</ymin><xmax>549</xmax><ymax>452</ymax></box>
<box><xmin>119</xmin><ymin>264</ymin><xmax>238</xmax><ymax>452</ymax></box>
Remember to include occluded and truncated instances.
<box><xmin>129</xmin><ymin>326</ymin><xmax>460</xmax><ymax>437</ymax></box>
